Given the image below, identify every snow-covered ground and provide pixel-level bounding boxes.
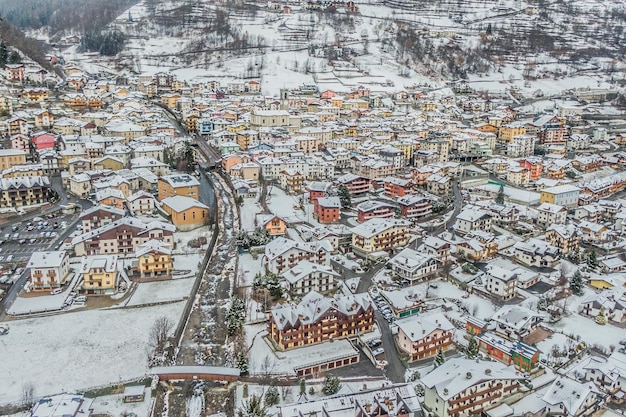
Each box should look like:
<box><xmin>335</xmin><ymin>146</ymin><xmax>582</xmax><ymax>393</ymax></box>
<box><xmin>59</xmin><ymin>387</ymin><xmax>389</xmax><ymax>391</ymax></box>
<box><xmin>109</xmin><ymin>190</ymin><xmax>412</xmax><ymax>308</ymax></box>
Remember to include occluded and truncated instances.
<box><xmin>0</xmin><ymin>302</ymin><xmax>184</xmax><ymax>405</ymax></box>
<box><xmin>124</xmin><ymin>277</ymin><xmax>195</xmax><ymax>307</ymax></box>
<box><xmin>237</xmin><ymin>252</ymin><xmax>264</xmax><ymax>288</ymax></box>
<box><xmin>173</xmin><ymin>227</ymin><xmax>212</xmax><ymax>255</ymax></box>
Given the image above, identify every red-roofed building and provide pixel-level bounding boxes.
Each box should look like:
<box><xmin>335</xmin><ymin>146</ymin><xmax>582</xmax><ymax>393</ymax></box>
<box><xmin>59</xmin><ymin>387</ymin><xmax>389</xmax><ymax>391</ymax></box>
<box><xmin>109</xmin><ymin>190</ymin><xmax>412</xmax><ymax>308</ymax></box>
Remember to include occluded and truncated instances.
<box><xmin>31</xmin><ymin>132</ymin><xmax>56</xmax><ymax>150</ymax></box>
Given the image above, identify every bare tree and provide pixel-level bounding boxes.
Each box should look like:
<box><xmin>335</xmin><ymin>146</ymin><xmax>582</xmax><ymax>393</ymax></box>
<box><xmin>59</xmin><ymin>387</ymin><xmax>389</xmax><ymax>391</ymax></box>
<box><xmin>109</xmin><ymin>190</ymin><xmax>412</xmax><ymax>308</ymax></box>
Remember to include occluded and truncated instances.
<box><xmin>150</xmin><ymin>316</ymin><xmax>173</xmax><ymax>352</ymax></box>
<box><xmin>260</xmin><ymin>354</ymin><xmax>277</xmax><ymax>383</ymax></box>
<box><xmin>21</xmin><ymin>381</ymin><xmax>35</xmax><ymax>407</ymax></box>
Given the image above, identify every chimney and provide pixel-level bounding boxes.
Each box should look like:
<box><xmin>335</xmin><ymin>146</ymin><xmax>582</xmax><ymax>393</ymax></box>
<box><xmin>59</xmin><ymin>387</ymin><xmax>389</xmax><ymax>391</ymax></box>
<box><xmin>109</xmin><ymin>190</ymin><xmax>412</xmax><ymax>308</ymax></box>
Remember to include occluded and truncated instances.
<box><xmin>466</xmin><ymin>372</ymin><xmax>472</xmax><ymax>379</ymax></box>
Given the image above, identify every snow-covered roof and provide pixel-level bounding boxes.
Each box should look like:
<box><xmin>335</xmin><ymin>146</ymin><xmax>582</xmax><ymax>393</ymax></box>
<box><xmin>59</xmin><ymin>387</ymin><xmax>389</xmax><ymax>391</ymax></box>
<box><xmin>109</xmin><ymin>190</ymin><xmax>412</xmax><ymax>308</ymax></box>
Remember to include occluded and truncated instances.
<box><xmin>26</xmin><ymin>251</ymin><xmax>68</xmax><ymax>269</ymax></box>
<box><xmin>420</xmin><ymin>358</ymin><xmax>523</xmax><ymax>400</ymax></box>
<box><xmin>542</xmin><ymin>377</ymin><xmax>599</xmax><ymax>417</ymax></box>
<box><xmin>281</xmin><ymin>260</ymin><xmax>339</xmax><ymax>284</ymax></box>
<box><xmin>350</xmin><ymin>218</ymin><xmax>411</xmax><ymax>239</ymax></box>
<box><xmin>395</xmin><ymin>312</ymin><xmax>454</xmax><ymax>342</ymax></box>
<box><xmin>161</xmin><ymin>195</ymin><xmax>208</xmax><ymax>213</ymax></box>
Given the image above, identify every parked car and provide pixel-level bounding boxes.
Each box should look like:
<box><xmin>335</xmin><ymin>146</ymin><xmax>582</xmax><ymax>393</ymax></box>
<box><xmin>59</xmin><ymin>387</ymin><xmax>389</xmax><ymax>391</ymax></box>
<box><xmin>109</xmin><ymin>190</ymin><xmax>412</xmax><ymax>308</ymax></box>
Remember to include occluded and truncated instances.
<box><xmin>50</xmin><ymin>288</ymin><xmax>63</xmax><ymax>295</ymax></box>
<box><xmin>75</xmin><ymin>295</ymin><xmax>87</xmax><ymax>303</ymax></box>
<box><xmin>372</xmin><ymin>347</ymin><xmax>385</xmax><ymax>356</ymax></box>
<box><xmin>6</xmin><ymin>255</ymin><xmax>13</xmax><ymax>262</ymax></box>
<box><xmin>368</xmin><ymin>339</ymin><xmax>382</xmax><ymax>349</ymax></box>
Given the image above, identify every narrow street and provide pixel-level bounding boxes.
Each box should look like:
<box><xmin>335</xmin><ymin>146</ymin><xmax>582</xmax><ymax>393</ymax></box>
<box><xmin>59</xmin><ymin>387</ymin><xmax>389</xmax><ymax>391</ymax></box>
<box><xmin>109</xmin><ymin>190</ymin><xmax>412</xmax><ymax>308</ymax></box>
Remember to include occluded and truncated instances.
<box><xmin>352</xmin><ymin>181</ymin><xmax>464</xmax><ymax>383</ymax></box>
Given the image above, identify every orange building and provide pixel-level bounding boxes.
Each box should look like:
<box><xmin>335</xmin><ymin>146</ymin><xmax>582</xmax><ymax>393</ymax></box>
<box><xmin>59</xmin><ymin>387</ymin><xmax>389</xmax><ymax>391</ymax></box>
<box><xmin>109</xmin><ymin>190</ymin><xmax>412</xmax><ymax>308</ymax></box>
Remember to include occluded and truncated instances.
<box><xmin>157</xmin><ymin>174</ymin><xmax>200</xmax><ymax>201</ymax></box>
<box><xmin>161</xmin><ymin>195</ymin><xmax>210</xmax><ymax>230</ymax></box>
<box><xmin>313</xmin><ymin>197</ymin><xmax>341</xmax><ymax>224</ymax></box>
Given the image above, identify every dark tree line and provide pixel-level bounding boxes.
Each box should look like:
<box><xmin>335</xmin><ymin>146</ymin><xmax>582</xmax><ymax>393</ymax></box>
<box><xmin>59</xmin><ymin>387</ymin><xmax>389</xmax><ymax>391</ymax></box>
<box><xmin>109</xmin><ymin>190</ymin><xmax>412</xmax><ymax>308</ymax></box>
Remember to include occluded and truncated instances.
<box><xmin>80</xmin><ymin>30</ymin><xmax>125</xmax><ymax>56</ymax></box>
<box><xmin>0</xmin><ymin>18</ymin><xmax>60</xmax><ymax>76</ymax></box>
<box><xmin>0</xmin><ymin>0</ymin><xmax>139</xmax><ymax>35</ymax></box>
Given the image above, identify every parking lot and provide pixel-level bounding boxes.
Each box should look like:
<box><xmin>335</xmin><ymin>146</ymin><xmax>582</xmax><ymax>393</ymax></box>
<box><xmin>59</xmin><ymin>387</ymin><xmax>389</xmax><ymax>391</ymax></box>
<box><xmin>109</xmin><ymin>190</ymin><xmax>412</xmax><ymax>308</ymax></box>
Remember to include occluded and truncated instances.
<box><xmin>0</xmin><ymin>214</ymin><xmax>75</xmax><ymax>263</ymax></box>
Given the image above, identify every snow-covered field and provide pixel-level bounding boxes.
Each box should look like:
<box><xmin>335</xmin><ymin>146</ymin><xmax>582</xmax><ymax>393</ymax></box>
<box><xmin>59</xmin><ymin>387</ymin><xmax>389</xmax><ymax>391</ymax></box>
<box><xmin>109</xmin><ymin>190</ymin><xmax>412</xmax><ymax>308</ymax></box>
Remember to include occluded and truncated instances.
<box><xmin>124</xmin><ymin>277</ymin><xmax>195</xmax><ymax>307</ymax></box>
<box><xmin>0</xmin><ymin>302</ymin><xmax>184</xmax><ymax>405</ymax></box>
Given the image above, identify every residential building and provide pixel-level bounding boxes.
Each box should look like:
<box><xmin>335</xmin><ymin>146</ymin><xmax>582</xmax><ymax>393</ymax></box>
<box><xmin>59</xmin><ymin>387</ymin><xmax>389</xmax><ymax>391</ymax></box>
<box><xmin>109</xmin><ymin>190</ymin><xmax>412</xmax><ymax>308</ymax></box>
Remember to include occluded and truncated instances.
<box><xmin>80</xmin><ymin>255</ymin><xmax>119</xmax><ymax>295</ymax></box>
<box><xmin>336</xmin><ymin>173</ymin><xmax>370</xmax><ymax>198</ymax></box>
<box><xmin>421</xmin><ymin>358</ymin><xmax>522</xmax><ymax>417</ymax></box>
<box><xmin>161</xmin><ymin>196</ymin><xmax>210</xmax><ymax>230</ymax></box>
<box><xmin>0</xmin><ymin>149</ymin><xmax>27</xmax><ymax>170</ymax></box>
<box><xmin>26</xmin><ymin>251</ymin><xmax>71</xmax><ymax>291</ymax></box>
<box><xmin>396</xmin><ymin>312</ymin><xmax>455</xmax><ymax>361</ymax></box>
<box><xmin>135</xmin><ymin>239</ymin><xmax>173</xmax><ymax>279</ymax></box>
<box><xmin>484</xmin><ymin>265</ymin><xmax>519</xmax><ymax>300</ymax></box>
<box><xmin>383</xmin><ymin>176</ymin><xmax>413</xmax><ymax>198</ymax></box>
<box><xmin>423</xmin><ymin>236</ymin><xmax>451</xmax><ymax>263</ymax></box>
<box><xmin>281</xmin><ymin>260</ymin><xmax>339</xmax><ymax>296</ymax></box>
<box><xmin>537</xmin><ymin>202</ymin><xmax>567</xmax><ymax>227</ymax></box>
<box><xmin>388</xmin><ymin>247</ymin><xmax>440</xmax><ymax>283</ymax></box>
<box><xmin>356</xmin><ymin>200</ymin><xmax>396</xmax><ymax>223</ymax></box>
<box><xmin>540</xmin><ymin>377</ymin><xmax>601</xmax><ymax>417</ymax></box>
<box><xmin>79</xmin><ymin>205</ymin><xmax>126</xmax><ymax>233</ymax></box>
<box><xmin>583</xmin><ymin>351</ymin><xmax>626</xmax><ymax>399</ymax></box>
<box><xmin>313</xmin><ymin>196</ymin><xmax>341</xmax><ymax>224</ymax></box>
<box><xmin>397</xmin><ymin>194</ymin><xmax>432</xmax><ymax>218</ymax></box>
<box><xmin>477</xmin><ymin>332</ymin><xmax>540</xmax><ymax>372</ymax></box>
<box><xmin>546</xmin><ymin>224</ymin><xmax>579</xmax><ymax>253</ymax></box>
<box><xmin>277</xmin><ymin>384</ymin><xmax>421</xmax><ymax>417</ymax></box>
<box><xmin>267</xmin><ymin>291</ymin><xmax>374</xmax><ymax>351</ymax></box>
<box><xmin>278</xmin><ymin>168</ymin><xmax>304</xmax><ymax>194</ymax></box>
<box><xmin>453</xmin><ymin>207</ymin><xmax>492</xmax><ymax>235</ymax></box>
<box><xmin>0</xmin><ymin>176</ymin><xmax>51</xmax><ymax>208</ymax></box>
<box><xmin>350</xmin><ymin>218</ymin><xmax>411</xmax><ymax>257</ymax></box>
<box><xmin>260</xmin><ymin>215</ymin><xmax>287</xmax><ymax>236</ymax></box>
<box><xmin>127</xmin><ymin>191</ymin><xmax>157</xmax><ymax>216</ymax></box>
<box><xmin>512</xmin><ymin>238</ymin><xmax>560</xmax><ymax>268</ymax></box>
<box><xmin>71</xmin><ymin>217</ymin><xmax>175</xmax><ymax>256</ymax></box>
<box><xmin>157</xmin><ymin>174</ymin><xmax>200</xmax><ymax>201</ymax></box>
<box><xmin>540</xmin><ymin>184</ymin><xmax>581</xmax><ymax>208</ymax></box>
<box><xmin>263</xmin><ymin>237</ymin><xmax>332</xmax><ymax>274</ymax></box>
<box><xmin>491</xmin><ymin>305</ymin><xmax>544</xmax><ymax>340</ymax></box>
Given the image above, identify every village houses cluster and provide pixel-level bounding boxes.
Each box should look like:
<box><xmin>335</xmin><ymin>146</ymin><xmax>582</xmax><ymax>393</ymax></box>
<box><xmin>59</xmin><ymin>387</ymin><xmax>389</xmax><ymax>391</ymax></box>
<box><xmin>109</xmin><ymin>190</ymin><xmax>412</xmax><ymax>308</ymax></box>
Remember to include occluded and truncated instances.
<box><xmin>3</xmin><ymin>50</ymin><xmax>626</xmax><ymax>417</ymax></box>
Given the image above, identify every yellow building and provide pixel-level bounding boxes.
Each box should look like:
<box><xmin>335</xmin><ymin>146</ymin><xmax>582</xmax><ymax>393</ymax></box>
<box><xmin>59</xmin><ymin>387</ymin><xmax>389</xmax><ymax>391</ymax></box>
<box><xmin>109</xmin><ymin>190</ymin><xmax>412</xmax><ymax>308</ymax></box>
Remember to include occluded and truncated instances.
<box><xmin>135</xmin><ymin>239</ymin><xmax>173</xmax><ymax>280</ymax></box>
<box><xmin>81</xmin><ymin>255</ymin><xmax>119</xmax><ymax>295</ymax></box>
<box><xmin>23</xmin><ymin>88</ymin><xmax>49</xmax><ymax>102</ymax></box>
<box><xmin>0</xmin><ymin>149</ymin><xmax>27</xmax><ymax>170</ymax></box>
<box><xmin>94</xmin><ymin>156</ymin><xmax>125</xmax><ymax>171</ymax></box>
<box><xmin>498</xmin><ymin>123</ymin><xmax>527</xmax><ymax>143</ymax></box>
<box><xmin>161</xmin><ymin>195</ymin><xmax>210</xmax><ymax>230</ymax></box>
<box><xmin>1</xmin><ymin>164</ymin><xmax>45</xmax><ymax>178</ymax></box>
<box><xmin>350</xmin><ymin>218</ymin><xmax>412</xmax><ymax>256</ymax></box>
<box><xmin>157</xmin><ymin>174</ymin><xmax>200</xmax><ymax>201</ymax></box>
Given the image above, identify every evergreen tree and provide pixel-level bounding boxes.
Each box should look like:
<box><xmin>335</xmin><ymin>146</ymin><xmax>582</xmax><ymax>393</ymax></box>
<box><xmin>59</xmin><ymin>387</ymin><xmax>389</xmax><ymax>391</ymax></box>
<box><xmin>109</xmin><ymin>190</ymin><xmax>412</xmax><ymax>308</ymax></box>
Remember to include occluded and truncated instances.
<box><xmin>486</xmin><ymin>23</ymin><xmax>493</xmax><ymax>35</ymax></box>
<box><xmin>264</xmin><ymin>385</ymin><xmax>279</xmax><ymax>406</ymax></box>
<box><xmin>433</xmin><ymin>347</ymin><xmax>446</xmax><ymax>367</ymax></box>
<box><xmin>236</xmin><ymin>195</ymin><xmax>244</xmax><ymax>206</ymax></box>
<box><xmin>466</xmin><ymin>336</ymin><xmax>479</xmax><ymax>359</ymax></box>
<box><xmin>323</xmin><ymin>373</ymin><xmax>342</xmax><ymax>395</ymax></box>
<box><xmin>595</xmin><ymin>306</ymin><xmax>607</xmax><ymax>325</ymax></box>
<box><xmin>237</xmin><ymin>351</ymin><xmax>249</xmax><ymax>376</ymax></box>
<box><xmin>0</xmin><ymin>42</ymin><xmax>8</xmax><ymax>67</ymax></box>
<box><xmin>337</xmin><ymin>185</ymin><xmax>351</xmax><ymax>208</ymax></box>
<box><xmin>299</xmin><ymin>378</ymin><xmax>306</xmax><ymax>395</ymax></box>
<box><xmin>181</xmin><ymin>142</ymin><xmax>196</xmax><ymax>172</ymax></box>
<box><xmin>586</xmin><ymin>249</ymin><xmax>598</xmax><ymax>269</ymax></box>
<box><xmin>495</xmin><ymin>185</ymin><xmax>505</xmax><ymax>204</ymax></box>
<box><xmin>237</xmin><ymin>394</ymin><xmax>269</xmax><ymax>417</ymax></box>
<box><xmin>570</xmin><ymin>270</ymin><xmax>584</xmax><ymax>296</ymax></box>
<box><xmin>7</xmin><ymin>50</ymin><xmax>21</xmax><ymax>64</ymax></box>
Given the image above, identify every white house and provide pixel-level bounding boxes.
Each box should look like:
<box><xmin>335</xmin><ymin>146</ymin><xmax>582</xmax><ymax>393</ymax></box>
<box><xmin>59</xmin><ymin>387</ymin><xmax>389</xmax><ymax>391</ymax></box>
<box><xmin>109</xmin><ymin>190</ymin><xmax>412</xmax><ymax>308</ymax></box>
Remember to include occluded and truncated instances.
<box><xmin>26</xmin><ymin>250</ymin><xmax>71</xmax><ymax>291</ymax></box>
